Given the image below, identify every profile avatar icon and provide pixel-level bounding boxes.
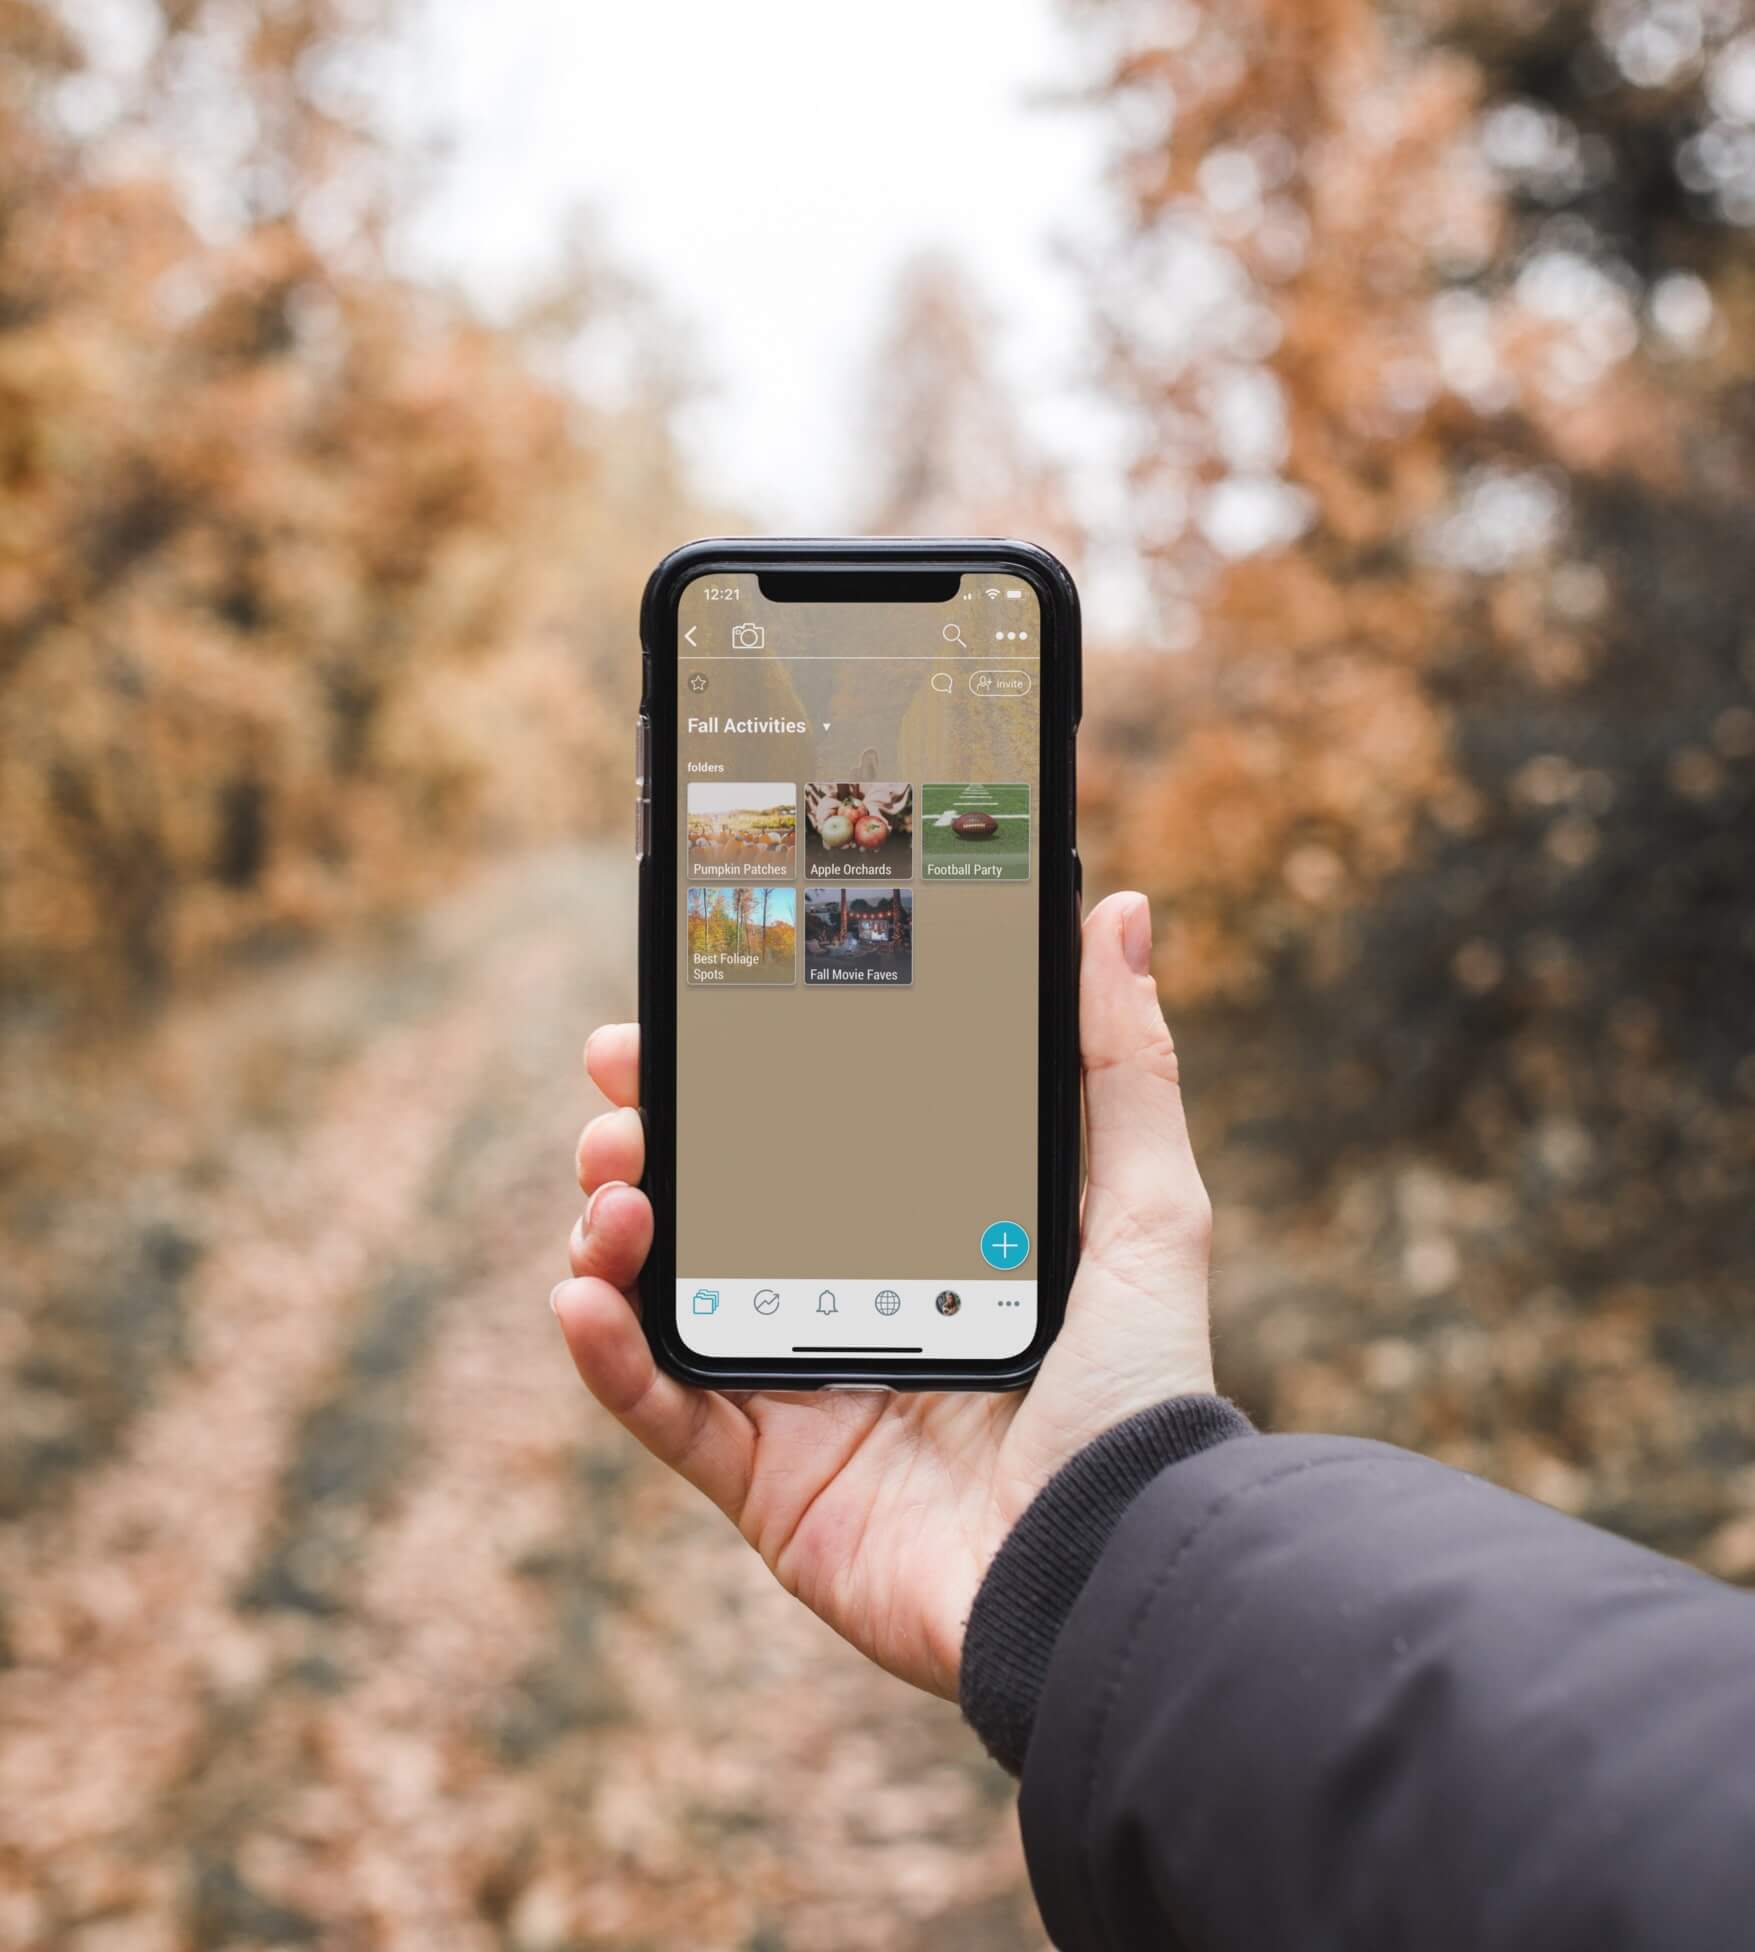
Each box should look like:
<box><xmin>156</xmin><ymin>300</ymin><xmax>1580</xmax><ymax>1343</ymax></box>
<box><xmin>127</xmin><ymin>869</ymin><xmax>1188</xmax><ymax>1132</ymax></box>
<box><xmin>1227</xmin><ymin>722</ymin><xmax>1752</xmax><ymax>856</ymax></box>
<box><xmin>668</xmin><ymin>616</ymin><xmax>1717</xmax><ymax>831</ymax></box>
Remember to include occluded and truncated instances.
<box><xmin>935</xmin><ymin>1290</ymin><xmax>962</xmax><ymax>1318</ymax></box>
<box><xmin>816</xmin><ymin>1289</ymin><xmax>838</xmax><ymax>1316</ymax></box>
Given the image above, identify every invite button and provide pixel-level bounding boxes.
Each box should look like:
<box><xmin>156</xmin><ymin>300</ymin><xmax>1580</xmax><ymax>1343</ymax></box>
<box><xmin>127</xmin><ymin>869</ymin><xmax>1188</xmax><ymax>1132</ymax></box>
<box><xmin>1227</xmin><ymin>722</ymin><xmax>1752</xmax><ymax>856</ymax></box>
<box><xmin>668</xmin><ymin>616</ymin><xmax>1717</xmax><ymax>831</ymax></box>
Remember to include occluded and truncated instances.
<box><xmin>969</xmin><ymin>669</ymin><xmax>1033</xmax><ymax>699</ymax></box>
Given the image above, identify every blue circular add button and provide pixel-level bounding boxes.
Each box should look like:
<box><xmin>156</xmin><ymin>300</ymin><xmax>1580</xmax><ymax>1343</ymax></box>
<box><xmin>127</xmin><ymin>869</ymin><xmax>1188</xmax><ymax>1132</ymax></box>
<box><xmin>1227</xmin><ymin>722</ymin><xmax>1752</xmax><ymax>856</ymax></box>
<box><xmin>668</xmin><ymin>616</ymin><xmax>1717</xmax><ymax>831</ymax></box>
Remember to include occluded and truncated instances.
<box><xmin>980</xmin><ymin>1222</ymin><xmax>1031</xmax><ymax>1271</ymax></box>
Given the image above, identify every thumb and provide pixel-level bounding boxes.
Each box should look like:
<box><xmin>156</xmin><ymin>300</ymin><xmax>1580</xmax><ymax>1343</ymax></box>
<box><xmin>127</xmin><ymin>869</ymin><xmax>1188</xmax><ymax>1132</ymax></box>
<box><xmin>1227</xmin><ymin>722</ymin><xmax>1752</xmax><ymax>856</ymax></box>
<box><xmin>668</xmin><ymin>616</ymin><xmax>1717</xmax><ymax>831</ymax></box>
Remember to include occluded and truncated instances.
<box><xmin>1080</xmin><ymin>893</ymin><xmax>1212</xmax><ymax>1279</ymax></box>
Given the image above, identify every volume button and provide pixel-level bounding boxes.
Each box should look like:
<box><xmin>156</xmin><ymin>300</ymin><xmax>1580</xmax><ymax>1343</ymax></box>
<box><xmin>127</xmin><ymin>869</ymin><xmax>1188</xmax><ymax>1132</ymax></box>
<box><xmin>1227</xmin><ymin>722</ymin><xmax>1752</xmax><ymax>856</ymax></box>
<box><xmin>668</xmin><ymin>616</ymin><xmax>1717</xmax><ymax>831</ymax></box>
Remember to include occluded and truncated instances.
<box><xmin>634</xmin><ymin>715</ymin><xmax>650</xmax><ymax>788</ymax></box>
<box><xmin>634</xmin><ymin>797</ymin><xmax>650</xmax><ymax>860</ymax></box>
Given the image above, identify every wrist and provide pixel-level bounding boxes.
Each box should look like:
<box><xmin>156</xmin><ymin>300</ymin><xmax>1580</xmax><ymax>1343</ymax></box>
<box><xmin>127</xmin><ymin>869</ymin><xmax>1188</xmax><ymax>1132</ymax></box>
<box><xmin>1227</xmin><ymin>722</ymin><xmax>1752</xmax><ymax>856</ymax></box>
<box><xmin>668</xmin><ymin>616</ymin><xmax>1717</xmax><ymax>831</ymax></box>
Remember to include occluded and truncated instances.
<box><xmin>959</xmin><ymin>1392</ymin><xmax>1255</xmax><ymax>1775</ymax></box>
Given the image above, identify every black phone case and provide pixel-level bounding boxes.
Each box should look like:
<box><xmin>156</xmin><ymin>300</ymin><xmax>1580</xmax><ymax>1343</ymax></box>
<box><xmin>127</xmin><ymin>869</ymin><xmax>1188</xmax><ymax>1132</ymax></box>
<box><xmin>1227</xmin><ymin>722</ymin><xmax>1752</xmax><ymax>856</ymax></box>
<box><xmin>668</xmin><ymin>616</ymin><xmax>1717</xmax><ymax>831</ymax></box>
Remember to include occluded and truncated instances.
<box><xmin>636</xmin><ymin>538</ymin><xmax>1081</xmax><ymax>1392</ymax></box>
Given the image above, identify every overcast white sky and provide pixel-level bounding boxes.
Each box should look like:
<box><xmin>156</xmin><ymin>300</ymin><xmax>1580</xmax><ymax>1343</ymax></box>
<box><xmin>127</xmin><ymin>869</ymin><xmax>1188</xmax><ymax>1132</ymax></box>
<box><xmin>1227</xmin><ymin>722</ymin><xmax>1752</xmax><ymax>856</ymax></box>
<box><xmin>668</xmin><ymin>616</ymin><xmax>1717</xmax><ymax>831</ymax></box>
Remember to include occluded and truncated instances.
<box><xmin>397</xmin><ymin>0</ymin><xmax>1114</xmax><ymax>537</ymax></box>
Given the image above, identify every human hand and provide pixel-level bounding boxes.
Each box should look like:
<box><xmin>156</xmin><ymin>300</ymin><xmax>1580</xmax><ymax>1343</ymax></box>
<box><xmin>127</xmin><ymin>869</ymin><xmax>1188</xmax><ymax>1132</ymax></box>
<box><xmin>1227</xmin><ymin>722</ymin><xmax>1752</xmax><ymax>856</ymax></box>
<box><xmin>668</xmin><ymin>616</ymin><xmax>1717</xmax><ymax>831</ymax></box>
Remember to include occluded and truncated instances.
<box><xmin>857</xmin><ymin>782</ymin><xmax>911</xmax><ymax>827</ymax></box>
<box><xmin>551</xmin><ymin>892</ymin><xmax>1214</xmax><ymax>1700</ymax></box>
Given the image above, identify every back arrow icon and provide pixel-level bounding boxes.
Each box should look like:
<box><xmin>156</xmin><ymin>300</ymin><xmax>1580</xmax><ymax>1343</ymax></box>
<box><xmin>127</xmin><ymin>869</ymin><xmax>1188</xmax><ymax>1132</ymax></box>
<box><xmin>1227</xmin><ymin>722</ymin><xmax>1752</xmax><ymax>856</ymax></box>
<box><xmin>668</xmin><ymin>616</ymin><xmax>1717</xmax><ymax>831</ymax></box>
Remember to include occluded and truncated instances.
<box><xmin>683</xmin><ymin>625</ymin><xmax>698</xmax><ymax>647</ymax></box>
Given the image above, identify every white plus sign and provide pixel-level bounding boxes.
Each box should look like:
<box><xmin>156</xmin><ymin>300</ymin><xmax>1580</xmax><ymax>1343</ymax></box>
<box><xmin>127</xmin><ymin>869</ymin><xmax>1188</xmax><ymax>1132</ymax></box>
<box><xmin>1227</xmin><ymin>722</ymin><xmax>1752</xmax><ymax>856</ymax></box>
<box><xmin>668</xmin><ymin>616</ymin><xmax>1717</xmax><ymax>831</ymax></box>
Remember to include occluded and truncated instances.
<box><xmin>996</xmin><ymin>1232</ymin><xmax>1018</xmax><ymax>1262</ymax></box>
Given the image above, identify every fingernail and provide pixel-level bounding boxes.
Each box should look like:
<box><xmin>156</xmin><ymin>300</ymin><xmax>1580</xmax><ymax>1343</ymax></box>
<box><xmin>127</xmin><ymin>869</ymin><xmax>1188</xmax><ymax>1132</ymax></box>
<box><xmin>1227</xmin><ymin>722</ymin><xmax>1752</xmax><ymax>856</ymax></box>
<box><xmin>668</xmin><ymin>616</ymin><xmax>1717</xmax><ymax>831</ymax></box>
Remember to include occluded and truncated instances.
<box><xmin>585</xmin><ymin>1179</ymin><xmax>628</xmax><ymax>1227</ymax></box>
<box><xmin>549</xmin><ymin>1281</ymin><xmax>567</xmax><ymax>1315</ymax></box>
<box><xmin>1122</xmin><ymin>896</ymin><xmax>1154</xmax><ymax>976</ymax></box>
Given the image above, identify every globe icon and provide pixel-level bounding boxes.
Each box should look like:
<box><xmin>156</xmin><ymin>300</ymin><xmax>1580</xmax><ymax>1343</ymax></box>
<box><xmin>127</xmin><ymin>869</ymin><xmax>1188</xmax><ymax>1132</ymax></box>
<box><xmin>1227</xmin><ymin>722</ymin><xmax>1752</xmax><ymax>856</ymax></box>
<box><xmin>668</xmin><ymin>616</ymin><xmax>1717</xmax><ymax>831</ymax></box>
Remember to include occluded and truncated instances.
<box><xmin>874</xmin><ymin>1288</ymin><xmax>902</xmax><ymax>1317</ymax></box>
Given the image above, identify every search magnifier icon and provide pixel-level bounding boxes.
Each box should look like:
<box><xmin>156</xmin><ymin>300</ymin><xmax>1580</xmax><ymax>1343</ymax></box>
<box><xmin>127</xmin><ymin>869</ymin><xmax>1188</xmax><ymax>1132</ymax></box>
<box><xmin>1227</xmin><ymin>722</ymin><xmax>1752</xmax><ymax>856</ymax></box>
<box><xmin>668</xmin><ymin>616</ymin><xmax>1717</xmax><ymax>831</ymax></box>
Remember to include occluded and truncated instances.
<box><xmin>943</xmin><ymin>622</ymin><xmax>968</xmax><ymax>649</ymax></box>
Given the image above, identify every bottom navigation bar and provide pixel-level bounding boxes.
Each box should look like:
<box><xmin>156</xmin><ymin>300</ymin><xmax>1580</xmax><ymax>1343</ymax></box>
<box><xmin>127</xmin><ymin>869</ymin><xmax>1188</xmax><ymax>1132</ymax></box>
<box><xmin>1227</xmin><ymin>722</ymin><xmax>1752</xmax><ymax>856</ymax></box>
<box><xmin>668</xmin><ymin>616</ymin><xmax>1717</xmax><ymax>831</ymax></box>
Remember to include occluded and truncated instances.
<box><xmin>676</xmin><ymin>1278</ymin><xmax>1038</xmax><ymax>1361</ymax></box>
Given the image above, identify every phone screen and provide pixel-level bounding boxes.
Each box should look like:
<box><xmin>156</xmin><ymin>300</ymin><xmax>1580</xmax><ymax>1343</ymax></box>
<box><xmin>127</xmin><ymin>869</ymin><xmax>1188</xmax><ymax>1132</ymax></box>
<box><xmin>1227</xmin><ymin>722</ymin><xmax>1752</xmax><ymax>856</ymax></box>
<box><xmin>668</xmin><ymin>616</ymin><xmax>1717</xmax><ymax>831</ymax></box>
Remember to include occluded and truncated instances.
<box><xmin>672</xmin><ymin>570</ymin><xmax>1042</xmax><ymax>1362</ymax></box>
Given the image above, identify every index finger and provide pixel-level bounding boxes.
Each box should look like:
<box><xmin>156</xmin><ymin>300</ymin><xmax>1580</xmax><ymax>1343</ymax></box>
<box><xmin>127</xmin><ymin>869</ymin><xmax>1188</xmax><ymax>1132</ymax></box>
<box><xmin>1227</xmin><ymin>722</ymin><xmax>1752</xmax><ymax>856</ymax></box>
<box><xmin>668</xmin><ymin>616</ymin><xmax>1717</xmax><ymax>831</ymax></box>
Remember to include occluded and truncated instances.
<box><xmin>585</xmin><ymin>1023</ymin><xmax>640</xmax><ymax>1109</ymax></box>
<box><xmin>552</xmin><ymin>1276</ymin><xmax>754</xmax><ymax>1522</ymax></box>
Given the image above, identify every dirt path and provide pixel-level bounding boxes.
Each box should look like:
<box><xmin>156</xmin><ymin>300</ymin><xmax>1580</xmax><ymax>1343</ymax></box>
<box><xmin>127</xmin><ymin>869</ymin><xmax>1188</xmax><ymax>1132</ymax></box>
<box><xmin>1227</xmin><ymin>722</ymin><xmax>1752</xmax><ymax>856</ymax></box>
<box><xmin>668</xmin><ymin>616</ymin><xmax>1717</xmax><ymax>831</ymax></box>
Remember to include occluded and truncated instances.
<box><xmin>0</xmin><ymin>848</ymin><xmax>1042</xmax><ymax>1952</ymax></box>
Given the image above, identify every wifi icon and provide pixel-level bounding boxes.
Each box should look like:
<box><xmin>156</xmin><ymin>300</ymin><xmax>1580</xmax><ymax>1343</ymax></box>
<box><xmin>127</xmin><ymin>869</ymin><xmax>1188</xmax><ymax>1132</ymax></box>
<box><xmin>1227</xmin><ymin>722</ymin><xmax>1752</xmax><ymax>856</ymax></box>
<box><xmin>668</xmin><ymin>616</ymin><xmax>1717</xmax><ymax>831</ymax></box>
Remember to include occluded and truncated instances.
<box><xmin>985</xmin><ymin>586</ymin><xmax>1001</xmax><ymax>599</ymax></box>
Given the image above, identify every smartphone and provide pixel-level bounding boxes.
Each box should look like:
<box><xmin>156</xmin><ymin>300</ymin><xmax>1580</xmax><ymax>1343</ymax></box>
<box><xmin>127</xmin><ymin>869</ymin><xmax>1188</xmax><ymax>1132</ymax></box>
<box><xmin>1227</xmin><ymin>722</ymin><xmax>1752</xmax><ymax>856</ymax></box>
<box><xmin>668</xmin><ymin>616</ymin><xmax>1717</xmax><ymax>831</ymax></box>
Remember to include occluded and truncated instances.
<box><xmin>635</xmin><ymin>539</ymin><xmax>1080</xmax><ymax>1391</ymax></box>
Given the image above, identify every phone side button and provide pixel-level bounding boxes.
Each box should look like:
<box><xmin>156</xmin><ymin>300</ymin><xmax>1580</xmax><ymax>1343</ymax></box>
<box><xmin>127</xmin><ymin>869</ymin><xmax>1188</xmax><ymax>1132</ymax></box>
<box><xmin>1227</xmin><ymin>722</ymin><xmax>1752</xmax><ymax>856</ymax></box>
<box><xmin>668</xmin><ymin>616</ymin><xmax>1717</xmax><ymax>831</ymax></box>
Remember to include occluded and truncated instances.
<box><xmin>634</xmin><ymin>714</ymin><xmax>650</xmax><ymax>788</ymax></box>
<box><xmin>634</xmin><ymin>797</ymin><xmax>650</xmax><ymax>860</ymax></box>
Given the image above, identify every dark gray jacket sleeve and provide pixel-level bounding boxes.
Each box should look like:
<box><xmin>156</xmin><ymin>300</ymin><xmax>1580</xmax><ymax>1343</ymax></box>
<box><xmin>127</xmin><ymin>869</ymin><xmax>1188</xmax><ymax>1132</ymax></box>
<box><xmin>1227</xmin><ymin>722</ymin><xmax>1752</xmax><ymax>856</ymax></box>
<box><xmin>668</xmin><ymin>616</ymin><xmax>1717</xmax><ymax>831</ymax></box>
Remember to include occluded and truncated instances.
<box><xmin>962</xmin><ymin>1410</ymin><xmax>1755</xmax><ymax>1952</ymax></box>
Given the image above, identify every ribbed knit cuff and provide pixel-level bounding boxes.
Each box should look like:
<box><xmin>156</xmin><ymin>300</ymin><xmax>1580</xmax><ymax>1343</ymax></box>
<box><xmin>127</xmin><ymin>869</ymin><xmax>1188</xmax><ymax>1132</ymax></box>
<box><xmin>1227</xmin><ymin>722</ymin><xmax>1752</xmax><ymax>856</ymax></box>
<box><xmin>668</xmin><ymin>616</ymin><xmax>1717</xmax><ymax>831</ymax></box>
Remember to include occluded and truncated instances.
<box><xmin>959</xmin><ymin>1393</ymin><xmax>1255</xmax><ymax>1776</ymax></box>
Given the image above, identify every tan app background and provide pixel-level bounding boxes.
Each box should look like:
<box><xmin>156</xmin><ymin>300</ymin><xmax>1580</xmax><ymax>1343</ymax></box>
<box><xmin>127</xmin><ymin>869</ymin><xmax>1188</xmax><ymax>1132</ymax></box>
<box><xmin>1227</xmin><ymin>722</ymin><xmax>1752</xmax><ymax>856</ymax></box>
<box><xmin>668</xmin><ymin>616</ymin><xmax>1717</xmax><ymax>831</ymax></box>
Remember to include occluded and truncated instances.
<box><xmin>675</xmin><ymin>574</ymin><xmax>1041</xmax><ymax>1278</ymax></box>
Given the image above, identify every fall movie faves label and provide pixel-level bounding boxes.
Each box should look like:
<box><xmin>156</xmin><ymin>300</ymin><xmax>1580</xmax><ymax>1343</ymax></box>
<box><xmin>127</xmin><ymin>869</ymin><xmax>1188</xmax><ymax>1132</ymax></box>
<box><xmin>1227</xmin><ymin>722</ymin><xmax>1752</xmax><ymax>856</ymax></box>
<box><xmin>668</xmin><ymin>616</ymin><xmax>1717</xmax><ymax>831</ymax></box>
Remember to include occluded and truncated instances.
<box><xmin>803</xmin><ymin>887</ymin><xmax>914</xmax><ymax>986</ymax></box>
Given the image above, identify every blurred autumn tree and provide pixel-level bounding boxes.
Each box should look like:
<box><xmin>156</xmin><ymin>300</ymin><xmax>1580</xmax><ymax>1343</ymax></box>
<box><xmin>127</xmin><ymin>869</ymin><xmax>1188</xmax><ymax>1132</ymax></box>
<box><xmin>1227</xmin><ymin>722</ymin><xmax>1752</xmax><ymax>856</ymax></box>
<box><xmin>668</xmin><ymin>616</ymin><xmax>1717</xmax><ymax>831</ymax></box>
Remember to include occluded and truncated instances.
<box><xmin>0</xmin><ymin>0</ymin><xmax>695</xmax><ymax>1010</ymax></box>
<box><xmin>859</xmin><ymin>250</ymin><xmax>1077</xmax><ymax>556</ymax></box>
<box><xmin>1073</xmin><ymin>0</ymin><xmax>1755</xmax><ymax>1546</ymax></box>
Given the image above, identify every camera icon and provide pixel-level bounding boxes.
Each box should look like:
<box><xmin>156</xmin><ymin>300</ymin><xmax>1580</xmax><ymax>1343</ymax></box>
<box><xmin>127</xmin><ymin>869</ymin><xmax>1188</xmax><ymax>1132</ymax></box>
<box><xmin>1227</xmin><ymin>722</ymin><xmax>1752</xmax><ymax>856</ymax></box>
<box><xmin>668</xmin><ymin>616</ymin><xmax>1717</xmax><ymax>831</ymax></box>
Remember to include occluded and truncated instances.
<box><xmin>730</xmin><ymin>622</ymin><xmax>765</xmax><ymax>651</ymax></box>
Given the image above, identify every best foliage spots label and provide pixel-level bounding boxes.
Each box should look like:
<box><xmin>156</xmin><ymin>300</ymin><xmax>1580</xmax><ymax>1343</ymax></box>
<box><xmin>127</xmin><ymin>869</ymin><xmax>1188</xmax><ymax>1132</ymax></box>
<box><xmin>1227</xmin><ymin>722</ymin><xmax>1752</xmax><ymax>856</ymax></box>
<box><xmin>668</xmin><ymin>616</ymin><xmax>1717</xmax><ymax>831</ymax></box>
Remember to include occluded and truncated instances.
<box><xmin>687</xmin><ymin>885</ymin><xmax>797</xmax><ymax>985</ymax></box>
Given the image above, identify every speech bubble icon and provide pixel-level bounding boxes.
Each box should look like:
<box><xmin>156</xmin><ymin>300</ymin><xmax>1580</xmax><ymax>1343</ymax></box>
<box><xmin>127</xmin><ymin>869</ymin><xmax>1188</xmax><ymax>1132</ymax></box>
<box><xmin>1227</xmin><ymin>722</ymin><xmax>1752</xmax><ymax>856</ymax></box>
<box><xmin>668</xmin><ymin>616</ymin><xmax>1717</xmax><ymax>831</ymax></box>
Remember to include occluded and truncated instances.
<box><xmin>930</xmin><ymin>671</ymin><xmax>953</xmax><ymax>694</ymax></box>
